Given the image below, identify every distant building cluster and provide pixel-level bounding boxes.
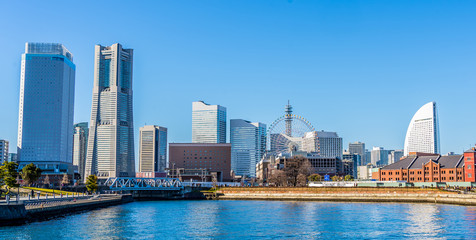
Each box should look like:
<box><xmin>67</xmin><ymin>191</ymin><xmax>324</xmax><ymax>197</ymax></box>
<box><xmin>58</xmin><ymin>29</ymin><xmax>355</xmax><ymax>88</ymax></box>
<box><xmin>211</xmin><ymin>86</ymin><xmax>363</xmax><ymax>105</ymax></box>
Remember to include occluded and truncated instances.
<box><xmin>4</xmin><ymin>41</ymin><xmax>474</xmax><ymax>186</ymax></box>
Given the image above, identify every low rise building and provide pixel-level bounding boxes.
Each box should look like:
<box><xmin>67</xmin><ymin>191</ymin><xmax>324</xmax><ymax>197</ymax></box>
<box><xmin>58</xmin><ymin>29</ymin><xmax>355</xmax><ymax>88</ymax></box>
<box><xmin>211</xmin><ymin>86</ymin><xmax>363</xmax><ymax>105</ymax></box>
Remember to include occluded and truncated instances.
<box><xmin>169</xmin><ymin>143</ymin><xmax>232</xmax><ymax>182</ymax></box>
<box><xmin>257</xmin><ymin>151</ymin><xmax>341</xmax><ymax>183</ymax></box>
<box><xmin>357</xmin><ymin>164</ymin><xmax>378</xmax><ymax>180</ymax></box>
<box><xmin>377</xmin><ymin>148</ymin><xmax>476</xmax><ymax>182</ymax></box>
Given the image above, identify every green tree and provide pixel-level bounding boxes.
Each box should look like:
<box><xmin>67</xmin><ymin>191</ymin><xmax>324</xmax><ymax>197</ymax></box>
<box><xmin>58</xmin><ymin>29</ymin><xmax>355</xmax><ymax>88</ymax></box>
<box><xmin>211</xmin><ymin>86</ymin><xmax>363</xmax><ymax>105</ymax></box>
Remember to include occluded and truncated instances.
<box><xmin>86</xmin><ymin>175</ymin><xmax>98</xmax><ymax>193</ymax></box>
<box><xmin>308</xmin><ymin>174</ymin><xmax>322</xmax><ymax>182</ymax></box>
<box><xmin>344</xmin><ymin>175</ymin><xmax>354</xmax><ymax>181</ymax></box>
<box><xmin>331</xmin><ymin>175</ymin><xmax>340</xmax><ymax>181</ymax></box>
<box><xmin>0</xmin><ymin>162</ymin><xmax>19</xmax><ymax>195</ymax></box>
<box><xmin>21</xmin><ymin>163</ymin><xmax>42</xmax><ymax>186</ymax></box>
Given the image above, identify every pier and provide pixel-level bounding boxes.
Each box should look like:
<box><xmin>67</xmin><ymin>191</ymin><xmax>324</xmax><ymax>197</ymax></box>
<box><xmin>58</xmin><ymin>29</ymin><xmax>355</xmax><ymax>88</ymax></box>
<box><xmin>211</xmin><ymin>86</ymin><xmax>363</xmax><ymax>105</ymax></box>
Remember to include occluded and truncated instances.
<box><xmin>0</xmin><ymin>194</ymin><xmax>133</xmax><ymax>226</ymax></box>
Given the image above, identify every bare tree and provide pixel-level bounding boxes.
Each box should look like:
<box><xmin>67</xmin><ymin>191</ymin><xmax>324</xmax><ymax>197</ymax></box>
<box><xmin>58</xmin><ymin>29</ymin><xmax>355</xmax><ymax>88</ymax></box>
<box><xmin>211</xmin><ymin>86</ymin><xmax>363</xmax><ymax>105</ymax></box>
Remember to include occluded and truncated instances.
<box><xmin>284</xmin><ymin>156</ymin><xmax>312</xmax><ymax>187</ymax></box>
<box><xmin>43</xmin><ymin>175</ymin><xmax>50</xmax><ymax>187</ymax></box>
<box><xmin>268</xmin><ymin>170</ymin><xmax>286</xmax><ymax>187</ymax></box>
<box><xmin>60</xmin><ymin>173</ymin><xmax>69</xmax><ymax>190</ymax></box>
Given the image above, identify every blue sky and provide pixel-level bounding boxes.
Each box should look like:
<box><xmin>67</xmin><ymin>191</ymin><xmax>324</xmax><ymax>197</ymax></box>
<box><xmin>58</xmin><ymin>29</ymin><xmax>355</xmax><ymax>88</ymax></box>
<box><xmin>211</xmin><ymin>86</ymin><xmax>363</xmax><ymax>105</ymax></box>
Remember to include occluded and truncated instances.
<box><xmin>1</xmin><ymin>0</ymin><xmax>476</xmax><ymax>156</ymax></box>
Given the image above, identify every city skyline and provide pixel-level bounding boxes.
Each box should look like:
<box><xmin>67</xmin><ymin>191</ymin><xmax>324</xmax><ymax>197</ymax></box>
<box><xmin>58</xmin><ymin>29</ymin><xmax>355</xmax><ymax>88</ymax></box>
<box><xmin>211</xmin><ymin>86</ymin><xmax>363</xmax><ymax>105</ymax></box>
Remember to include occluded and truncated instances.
<box><xmin>1</xmin><ymin>1</ymin><xmax>476</xmax><ymax>159</ymax></box>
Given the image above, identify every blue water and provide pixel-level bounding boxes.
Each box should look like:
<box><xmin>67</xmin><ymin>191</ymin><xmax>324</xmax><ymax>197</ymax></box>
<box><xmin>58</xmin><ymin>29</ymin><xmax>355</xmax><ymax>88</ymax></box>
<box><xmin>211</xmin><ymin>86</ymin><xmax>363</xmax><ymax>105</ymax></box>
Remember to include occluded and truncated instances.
<box><xmin>1</xmin><ymin>200</ymin><xmax>476</xmax><ymax>239</ymax></box>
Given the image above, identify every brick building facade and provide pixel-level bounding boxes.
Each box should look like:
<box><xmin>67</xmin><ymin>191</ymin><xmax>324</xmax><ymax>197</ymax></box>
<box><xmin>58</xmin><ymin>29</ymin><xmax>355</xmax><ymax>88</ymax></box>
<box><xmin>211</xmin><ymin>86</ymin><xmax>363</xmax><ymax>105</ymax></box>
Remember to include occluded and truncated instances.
<box><xmin>169</xmin><ymin>143</ymin><xmax>232</xmax><ymax>182</ymax></box>
<box><xmin>378</xmin><ymin>148</ymin><xmax>476</xmax><ymax>183</ymax></box>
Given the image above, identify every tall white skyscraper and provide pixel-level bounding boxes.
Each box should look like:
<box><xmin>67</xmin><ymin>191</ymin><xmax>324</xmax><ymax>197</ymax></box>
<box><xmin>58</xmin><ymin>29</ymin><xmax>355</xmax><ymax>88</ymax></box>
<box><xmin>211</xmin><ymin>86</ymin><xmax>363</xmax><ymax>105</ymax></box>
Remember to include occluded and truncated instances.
<box><xmin>192</xmin><ymin>101</ymin><xmax>226</xmax><ymax>143</ymax></box>
<box><xmin>230</xmin><ymin>119</ymin><xmax>266</xmax><ymax>178</ymax></box>
<box><xmin>85</xmin><ymin>43</ymin><xmax>135</xmax><ymax>181</ymax></box>
<box><xmin>17</xmin><ymin>43</ymin><xmax>75</xmax><ymax>174</ymax></box>
<box><xmin>139</xmin><ymin>125</ymin><xmax>168</xmax><ymax>173</ymax></box>
<box><xmin>73</xmin><ymin>122</ymin><xmax>88</xmax><ymax>181</ymax></box>
<box><xmin>404</xmin><ymin>102</ymin><xmax>440</xmax><ymax>156</ymax></box>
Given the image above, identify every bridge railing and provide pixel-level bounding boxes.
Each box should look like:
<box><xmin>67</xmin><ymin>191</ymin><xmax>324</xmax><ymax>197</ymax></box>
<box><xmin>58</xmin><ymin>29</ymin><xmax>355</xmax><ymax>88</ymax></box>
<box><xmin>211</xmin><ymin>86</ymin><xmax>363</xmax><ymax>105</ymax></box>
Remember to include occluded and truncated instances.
<box><xmin>104</xmin><ymin>177</ymin><xmax>184</xmax><ymax>191</ymax></box>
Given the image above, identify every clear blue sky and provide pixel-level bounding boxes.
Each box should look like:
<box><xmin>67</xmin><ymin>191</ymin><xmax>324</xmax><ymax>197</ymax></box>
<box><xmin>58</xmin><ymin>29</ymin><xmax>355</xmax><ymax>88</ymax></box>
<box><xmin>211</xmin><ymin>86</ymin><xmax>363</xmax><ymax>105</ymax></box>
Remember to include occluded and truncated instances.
<box><xmin>1</xmin><ymin>0</ymin><xmax>476</xmax><ymax>157</ymax></box>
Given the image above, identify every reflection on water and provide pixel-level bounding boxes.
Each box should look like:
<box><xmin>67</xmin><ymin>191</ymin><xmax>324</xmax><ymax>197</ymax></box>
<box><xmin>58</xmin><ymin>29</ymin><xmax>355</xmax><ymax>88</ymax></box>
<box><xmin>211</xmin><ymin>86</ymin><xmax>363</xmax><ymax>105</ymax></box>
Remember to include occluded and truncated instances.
<box><xmin>404</xmin><ymin>204</ymin><xmax>443</xmax><ymax>238</ymax></box>
<box><xmin>1</xmin><ymin>201</ymin><xmax>476</xmax><ymax>239</ymax></box>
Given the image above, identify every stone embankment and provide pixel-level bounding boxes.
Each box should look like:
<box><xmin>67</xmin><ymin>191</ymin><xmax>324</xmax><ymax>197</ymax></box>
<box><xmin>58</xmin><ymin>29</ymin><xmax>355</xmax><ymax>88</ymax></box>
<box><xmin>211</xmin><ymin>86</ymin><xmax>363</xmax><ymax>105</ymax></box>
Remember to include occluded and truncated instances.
<box><xmin>0</xmin><ymin>194</ymin><xmax>133</xmax><ymax>226</ymax></box>
<box><xmin>216</xmin><ymin>187</ymin><xmax>476</xmax><ymax>205</ymax></box>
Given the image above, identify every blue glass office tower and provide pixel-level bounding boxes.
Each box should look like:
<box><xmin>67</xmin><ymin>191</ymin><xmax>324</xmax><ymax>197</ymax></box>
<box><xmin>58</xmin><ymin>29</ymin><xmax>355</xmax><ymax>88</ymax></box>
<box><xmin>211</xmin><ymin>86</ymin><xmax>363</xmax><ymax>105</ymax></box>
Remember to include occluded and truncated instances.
<box><xmin>17</xmin><ymin>43</ymin><xmax>75</xmax><ymax>174</ymax></box>
<box><xmin>192</xmin><ymin>101</ymin><xmax>226</xmax><ymax>143</ymax></box>
<box><xmin>230</xmin><ymin>119</ymin><xmax>266</xmax><ymax>178</ymax></box>
<box><xmin>85</xmin><ymin>43</ymin><xmax>135</xmax><ymax>181</ymax></box>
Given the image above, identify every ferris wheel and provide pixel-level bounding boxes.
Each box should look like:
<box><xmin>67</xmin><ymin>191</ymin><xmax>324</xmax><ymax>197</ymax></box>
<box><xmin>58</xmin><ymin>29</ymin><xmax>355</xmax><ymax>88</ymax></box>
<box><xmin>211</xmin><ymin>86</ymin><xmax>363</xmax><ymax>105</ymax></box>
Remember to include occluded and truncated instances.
<box><xmin>267</xmin><ymin>102</ymin><xmax>315</xmax><ymax>154</ymax></box>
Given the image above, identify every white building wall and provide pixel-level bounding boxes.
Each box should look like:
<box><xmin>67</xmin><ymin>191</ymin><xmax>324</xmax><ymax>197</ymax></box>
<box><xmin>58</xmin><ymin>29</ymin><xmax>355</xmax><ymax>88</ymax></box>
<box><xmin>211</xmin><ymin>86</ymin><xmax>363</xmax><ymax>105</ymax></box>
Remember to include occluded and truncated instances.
<box><xmin>404</xmin><ymin>102</ymin><xmax>440</xmax><ymax>156</ymax></box>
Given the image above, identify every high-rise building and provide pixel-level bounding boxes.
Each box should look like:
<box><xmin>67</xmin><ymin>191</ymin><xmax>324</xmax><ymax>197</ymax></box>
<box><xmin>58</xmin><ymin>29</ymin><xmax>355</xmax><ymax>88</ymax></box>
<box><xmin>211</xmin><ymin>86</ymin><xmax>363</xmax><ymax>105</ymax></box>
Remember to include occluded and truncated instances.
<box><xmin>388</xmin><ymin>149</ymin><xmax>404</xmax><ymax>165</ymax></box>
<box><xmin>349</xmin><ymin>142</ymin><xmax>365</xmax><ymax>166</ymax></box>
<box><xmin>230</xmin><ymin>119</ymin><xmax>266</xmax><ymax>178</ymax></box>
<box><xmin>139</xmin><ymin>125</ymin><xmax>168</xmax><ymax>173</ymax></box>
<box><xmin>73</xmin><ymin>122</ymin><xmax>88</xmax><ymax>181</ymax></box>
<box><xmin>302</xmin><ymin>131</ymin><xmax>343</xmax><ymax>159</ymax></box>
<box><xmin>8</xmin><ymin>153</ymin><xmax>18</xmax><ymax>163</ymax></box>
<box><xmin>17</xmin><ymin>43</ymin><xmax>75</xmax><ymax>174</ymax></box>
<box><xmin>343</xmin><ymin>151</ymin><xmax>361</xmax><ymax>178</ymax></box>
<box><xmin>371</xmin><ymin>147</ymin><xmax>392</xmax><ymax>166</ymax></box>
<box><xmin>0</xmin><ymin>140</ymin><xmax>8</xmax><ymax>163</ymax></box>
<box><xmin>85</xmin><ymin>43</ymin><xmax>135</xmax><ymax>181</ymax></box>
<box><xmin>404</xmin><ymin>102</ymin><xmax>440</xmax><ymax>156</ymax></box>
<box><xmin>364</xmin><ymin>150</ymin><xmax>371</xmax><ymax>165</ymax></box>
<box><xmin>192</xmin><ymin>101</ymin><xmax>226</xmax><ymax>143</ymax></box>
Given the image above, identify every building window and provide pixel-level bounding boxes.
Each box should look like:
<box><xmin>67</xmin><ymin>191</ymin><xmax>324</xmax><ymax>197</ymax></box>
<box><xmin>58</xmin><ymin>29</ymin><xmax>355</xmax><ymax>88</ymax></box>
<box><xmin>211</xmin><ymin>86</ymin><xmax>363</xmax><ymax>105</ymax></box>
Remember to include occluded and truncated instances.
<box><xmin>469</xmin><ymin>174</ymin><xmax>472</xmax><ymax>178</ymax></box>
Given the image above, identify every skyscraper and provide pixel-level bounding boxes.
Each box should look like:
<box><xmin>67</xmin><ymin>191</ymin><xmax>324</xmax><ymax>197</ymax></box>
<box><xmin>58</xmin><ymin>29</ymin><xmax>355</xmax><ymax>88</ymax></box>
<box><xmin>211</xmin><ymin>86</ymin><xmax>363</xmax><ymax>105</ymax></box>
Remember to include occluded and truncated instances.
<box><xmin>349</xmin><ymin>142</ymin><xmax>365</xmax><ymax>166</ymax></box>
<box><xmin>0</xmin><ymin>140</ymin><xmax>8</xmax><ymax>163</ymax></box>
<box><xmin>230</xmin><ymin>119</ymin><xmax>266</xmax><ymax>178</ymax></box>
<box><xmin>302</xmin><ymin>131</ymin><xmax>343</xmax><ymax>159</ymax></box>
<box><xmin>139</xmin><ymin>125</ymin><xmax>168</xmax><ymax>173</ymax></box>
<box><xmin>404</xmin><ymin>102</ymin><xmax>440</xmax><ymax>156</ymax></box>
<box><xmin>85</xmin><ymin>43</ymin><xmax>135</xmax><ymax>181</ymax></box>
<box><xmin>192</xmin><ymin>101</ymin><xmax>226</xmax><ymax>143</ymax></box>
<box><xmin>371</xmin><ymin>147</ymin><xmax>392</xmax><ymax>166</ymax></box>
<box><xmin>388</xmin><ymin>149</ymin><xmax>404</xmax><ymax>164</ymax></box>
<box><xmin>17</xmin><ymin>43</ymin><xmax>75</xmax><ymax>174</ymax></box>
<box><xmin>73</xmin><ymin>122</ymin><xmax>88</xmax><ymax>181</ymax></box>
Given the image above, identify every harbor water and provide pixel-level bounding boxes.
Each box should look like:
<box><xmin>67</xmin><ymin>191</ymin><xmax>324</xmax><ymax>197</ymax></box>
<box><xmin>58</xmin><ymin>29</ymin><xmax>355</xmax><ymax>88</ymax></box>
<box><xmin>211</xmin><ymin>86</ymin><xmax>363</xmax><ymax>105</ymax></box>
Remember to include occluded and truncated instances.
<box><xmin>1</xmin><ymin>200</ymin><xmax>476</xmax><ymax>239</ymax></box>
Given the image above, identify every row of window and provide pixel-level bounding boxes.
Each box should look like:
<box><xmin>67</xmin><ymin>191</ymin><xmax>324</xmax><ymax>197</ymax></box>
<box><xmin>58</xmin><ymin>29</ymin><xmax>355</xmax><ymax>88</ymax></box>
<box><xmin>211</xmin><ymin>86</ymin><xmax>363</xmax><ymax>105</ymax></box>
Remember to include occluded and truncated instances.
<box><xmin>382</xmin><ymin>176</ymin><xmax>464</xmax><ymax>181</ymax></box>
<box><xmin>382</xmin><ymin>170</ymin><xmax>463</xmax><ymax>176</ymax></box>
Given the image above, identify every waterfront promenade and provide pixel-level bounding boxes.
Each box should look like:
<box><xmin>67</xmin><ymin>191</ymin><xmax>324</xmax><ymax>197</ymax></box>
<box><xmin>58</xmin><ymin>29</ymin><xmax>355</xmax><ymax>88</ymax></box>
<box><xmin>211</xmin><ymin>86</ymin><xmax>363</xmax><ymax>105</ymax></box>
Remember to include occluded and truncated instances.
<box><xmin>215</xmin><ymin>187</ymin><xmax>476</xmax><ymax>205</ymax></box>
<box><xmin>0</xmin><ymin>194</ymin><xmax>132</xmax><ymax>226</ymax></box>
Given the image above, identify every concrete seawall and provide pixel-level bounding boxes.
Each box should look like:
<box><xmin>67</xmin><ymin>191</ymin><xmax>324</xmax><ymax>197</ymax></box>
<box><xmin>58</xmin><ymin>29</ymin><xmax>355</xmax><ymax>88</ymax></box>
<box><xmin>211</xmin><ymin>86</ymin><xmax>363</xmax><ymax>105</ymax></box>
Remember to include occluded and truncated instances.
<box><xmin>0</xmin><ymin>195</ymin><xmax>133</xmax><ymax>226</ymax></box>
<box><xmin>0</xmin><ymin>203</ymin><xmax>27</xmax><ymax>225</ymax></box>
<box><xmin>216</xmin><ymin>187</ymin><xmax>476</xmax><ymax>205</ymax></box>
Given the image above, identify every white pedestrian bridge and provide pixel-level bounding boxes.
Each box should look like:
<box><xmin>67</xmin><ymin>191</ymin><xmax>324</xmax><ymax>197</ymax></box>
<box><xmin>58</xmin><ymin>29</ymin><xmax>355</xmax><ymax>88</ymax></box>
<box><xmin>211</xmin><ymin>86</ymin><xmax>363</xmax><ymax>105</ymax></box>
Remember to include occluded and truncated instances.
<box><xmin>104</xmin><ymin>177</ymin><xmax>184</xmax><ymax>191</ymax></box>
